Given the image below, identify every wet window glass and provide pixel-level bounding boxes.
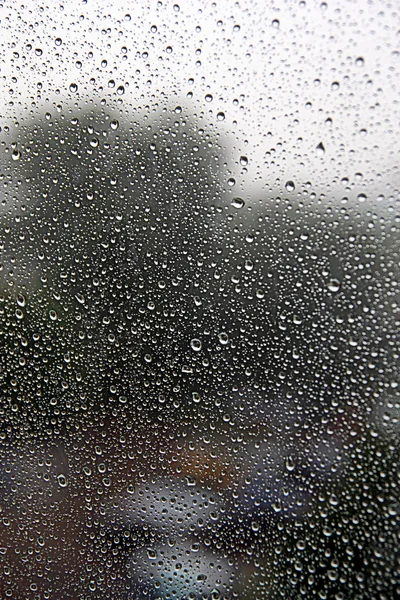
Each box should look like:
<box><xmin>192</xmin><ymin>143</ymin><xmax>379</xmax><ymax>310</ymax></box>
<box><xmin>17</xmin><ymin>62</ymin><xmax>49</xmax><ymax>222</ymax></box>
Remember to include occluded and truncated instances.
<box><xmin>1</xmin><ymin>1</ymin><xmax>399</xmax><ymax>598</ymax></box>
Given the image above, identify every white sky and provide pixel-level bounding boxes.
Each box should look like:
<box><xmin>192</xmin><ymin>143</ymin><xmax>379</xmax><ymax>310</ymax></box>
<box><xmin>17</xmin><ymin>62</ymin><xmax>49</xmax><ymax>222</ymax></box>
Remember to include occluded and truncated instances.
<box><xmin>1</xmin><ymin>0</ymin><xmax>399</xmax><ymax>205</ymax></box>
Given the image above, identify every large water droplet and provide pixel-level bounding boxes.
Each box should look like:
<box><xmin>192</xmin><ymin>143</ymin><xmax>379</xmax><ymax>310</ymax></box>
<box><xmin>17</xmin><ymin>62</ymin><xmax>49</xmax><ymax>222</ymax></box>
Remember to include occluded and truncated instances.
<box><xmin>231</xmin><ymin>197</ymin><xmax>245</xmax><ymax>209</ymax></box>
<box><xmin>327</xmin><ymin>279</ymin><xmax>341</xmax><ymax>293</ymax></box>
<box><xmin>191</xmin><ymin>338</ymin><xmax>202</xmax><ymax>351</ymax></box>
<box><xmin>285</xmin><ymin>180</ymin><xmax>295</xmax><ymax>192</ymax></box>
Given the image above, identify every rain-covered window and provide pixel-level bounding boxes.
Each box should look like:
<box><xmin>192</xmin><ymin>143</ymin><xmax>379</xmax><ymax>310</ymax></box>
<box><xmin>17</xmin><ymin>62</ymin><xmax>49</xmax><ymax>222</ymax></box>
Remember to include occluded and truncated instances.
<box><xmin>0</xmin><ymin>1</ymin><xmax>399</xmax><ymax>598</ymax></box>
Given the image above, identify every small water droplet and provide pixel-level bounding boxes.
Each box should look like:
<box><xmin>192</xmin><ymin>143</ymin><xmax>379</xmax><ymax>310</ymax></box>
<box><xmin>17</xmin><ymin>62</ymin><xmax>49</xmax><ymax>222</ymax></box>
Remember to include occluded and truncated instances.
<box><xmin>69</xmin><ymin>83</ymin><xmax>78</xmax><ymax>93</ymax></box>
<box><xmin>117</xmin><ymin>85</ymin><xmax>125</xmax><ymax>95</ymax></box>
<box><xmin>357</xmin><ymin>193</ymin><xmax>367</xmax><ymax>203</ymax></box>
<box><xmin>227</xmin><ymin>177</ymin><xmax>236</xmax><ymax>187</ymax></box>
<box><xmin>12</xmin><ymin>150</ymin><xmax>21</xmax><ymax>161</ymax></box>
<box><xmin>205</xmin><ymin>94</ymin><xmax>213</xmax><ymax>102</ymax></box>
<box><xmin>217</xmin><ymin>111</ymin><xmax>225</xmax><ymax>121</ymax></box>
<box><xmin>316</xmin><ymin>142</ymin><xmax>325</xmax><ymax>155</ymax></box>
<box><xmin>272</xmin><ymin>19</ymin><xmax>280</xmax><ymax>28</ymax></box>
<box><xmin>240</xmin><ymin>155</ymin><xmax>248</xmax><ymax>166</ymax></box>
<box><xmin>355</xmin><ymin>56</ymin><xmax>364</xmax><ymax>67</ymax></box>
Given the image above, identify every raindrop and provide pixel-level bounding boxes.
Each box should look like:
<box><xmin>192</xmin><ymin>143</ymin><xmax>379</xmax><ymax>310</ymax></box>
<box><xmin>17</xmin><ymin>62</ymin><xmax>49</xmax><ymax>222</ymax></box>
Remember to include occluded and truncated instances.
<box><xmin>16</xmin><ymin>294</ymin><xmax>26</xmax><ymax>307</ymax></box>
<box><xmin>192</xmin><ymin>392</ymin><xmax>201</xmax><ymax>403</ymax></box>
<box><xmin>217</xmin><ymin>111</ymin><xmax>225</xmax><ymax>121</ymax></box>
<box><xmin>285</xmin><ymin>180</ymin><xmax>295</xmax><ymax>192</ymax></box>
<box><xmin>191</xmin><ymin>338</ymin><xmax>202</xmax><ymax>351</ymax></box>
<box><xmin>218</xmin><ymin>332</ymin><xmax>229</xmax><ymax>345</ymax></box>
<box><xmin>57</xmin><ymin>474</ymin><xmax>68</xmax><ymax>488</ymax></box>
<box><xmin>69</xmin><ymin>83</ymin><xmax>78</xmax><ymax>93</ymax></box>
<box><xmin>231</xmin><ymin>197</ymin><xmax>245</xmax><ymax>209</ymax></box>
<box><xmin>285</xmin><ymin>456</ymin><xmax>295</xmax><ymax>472</ymax></box>
<box><xmin>327</xmin><ymin>279</ymin><xmax>341</xmax><ymax>293</ymax></box>
<box><xmin>205</xmin><ymin>94</ymin><xmax>213</xmax><ymax>102</ymax></box>
<box><xmin>227</xmin><ymin>177</ymin><xmax>236</xmax><ymax>187</ymax></box>
<box><xmin>316</xmin><ymin>141</ymin><xmax>325</xmax><ymax>155</ymax></box>
<box><xmin>355</xmin><ymin>56</ymin><xmax>364</xmax><ymax>67</ymax></box>
<box><xmin>240</xmin><ymin>155</ymin><xmax>248</xmax><ymax>166</ymax></box>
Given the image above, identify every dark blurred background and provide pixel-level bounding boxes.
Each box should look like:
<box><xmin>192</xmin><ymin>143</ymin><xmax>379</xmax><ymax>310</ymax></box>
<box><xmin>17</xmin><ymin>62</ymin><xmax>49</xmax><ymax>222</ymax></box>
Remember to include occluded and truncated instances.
<box><xmin>0</xmin><ymin>102</ymin><xmax>399</xmax><ymax>599</ymax></box>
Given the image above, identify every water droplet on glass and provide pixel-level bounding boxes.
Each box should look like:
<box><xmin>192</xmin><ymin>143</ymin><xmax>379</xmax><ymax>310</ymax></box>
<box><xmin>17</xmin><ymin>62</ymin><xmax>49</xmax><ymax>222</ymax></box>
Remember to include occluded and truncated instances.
<box><xmin>191</xmin><ymin>338</ymin><xmax>202</xmax><ymax>351</ymax></box>
<box><xmin>110</xmin><ymin>119</ymin><xmax>119</xmax><ymax>130</ymax></box>
<box><xmin>357</xmin><ymin>193</ymin><xmax>367</xmax><ymax>203</ymax></box>
<box><xmin>327</xmin><ymin>279</ymin><xmax>341</xmax><ymax>293</ymax></box>
<box><xmin>69</xmin><ymin>83</ymin><xmax>78</xmax><ymax>93</ymax></box>
<box><xmin>57</xmin><ymin>474</ymin><xmax>68</xmax><ymax>488</ymax></box>
<box><xmin>217</xmin><ymin>112</ymin><xmax>225</xmax><ymax>121</ymax></box>
<box><xmin>117</xmin><ymin>85</ymin><xmax>125</xmax><ymax>95</ymax></box>
<box><xmin>192</xmin><ymin>392</ymin><xmax>201</xmax><ymax>403</ymax></box>
<box><xmin>205</xmin><ymin>94</ymin><xmax>213</xmax><ymax>102</ymax></box>
<box><xmin>12</xmin><ymin>150</ymin><xmax>21</xmax><ymax>161</ymax></box>
<box><xmin>240</xmin><ymin>155</ymin><xmax>248</xmax><ymax>166</ymax></box>
<box><xmin>272</xmin><ymin>19</ymin><xmax>280</xmax><ymax>28</ymax></box>
<box><xmin>231</xmin><ymin>197</ymin><xmax>245</xmax><ymax>209</ymax></box>
<box><xmin>227</xmin><ymin>177</ymin><xmax>236</xmax><ymax>187</ymax></box>
<box><xmin>285</xmin><ymin>456</ymin><xmax>295</xmax><ymax>472</ymax></box>
<box><xmin>285</xmin><ymin>180</ymin><xmax>295</xmax><ymax>192</ymax></box>
<box><xmin>355</xmin><ymin>56</ymin><xmax>364</xmax><ymax>67</ymax></box>
<box><xmin>16</xmin><ymin>294</ymin><xmax>26</xmax><ymax>307</ymax></box>
<box><xmin>218</xmin><ymin>332</ymin><xmax>229</xmax><ymax>345</ymax></box>
<box><xmin>316</xmin><ymin>142</ymin><xmax>325</xmax><ymax>155</ymax></box>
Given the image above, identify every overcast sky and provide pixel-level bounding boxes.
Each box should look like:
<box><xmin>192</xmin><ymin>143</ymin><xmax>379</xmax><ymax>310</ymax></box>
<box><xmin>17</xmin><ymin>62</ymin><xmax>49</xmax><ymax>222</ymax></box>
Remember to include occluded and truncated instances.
<box><xmin>1</xmin><ymin>0</ymin><xmax>399</xmax><ymax>206</ymax></box>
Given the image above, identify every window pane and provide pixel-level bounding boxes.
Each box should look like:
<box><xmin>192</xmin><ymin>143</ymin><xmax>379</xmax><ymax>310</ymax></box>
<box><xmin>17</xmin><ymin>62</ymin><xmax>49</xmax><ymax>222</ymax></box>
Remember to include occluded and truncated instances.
<box><xmin>1</xmin><ymin>1</ymin><xmax>399</xmax><ymax>598</ymax></box>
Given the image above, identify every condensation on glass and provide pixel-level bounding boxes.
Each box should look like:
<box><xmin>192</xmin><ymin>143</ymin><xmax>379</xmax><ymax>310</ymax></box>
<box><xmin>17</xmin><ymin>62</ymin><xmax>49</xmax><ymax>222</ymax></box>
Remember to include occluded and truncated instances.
<box><xmin>0</xmin><ymin>1</ymin><xmax>399</xmax><ymax>598</ymax></box>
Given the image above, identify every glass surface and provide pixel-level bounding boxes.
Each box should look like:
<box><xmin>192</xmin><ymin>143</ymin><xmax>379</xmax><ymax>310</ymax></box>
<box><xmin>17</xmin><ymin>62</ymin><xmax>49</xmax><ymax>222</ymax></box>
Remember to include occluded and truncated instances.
<box><xmin>0</xmin><ymin>1</ymin><xmax>399</xmax><ymax>598</ymax></box>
